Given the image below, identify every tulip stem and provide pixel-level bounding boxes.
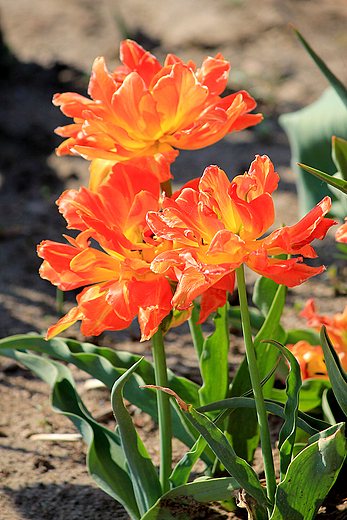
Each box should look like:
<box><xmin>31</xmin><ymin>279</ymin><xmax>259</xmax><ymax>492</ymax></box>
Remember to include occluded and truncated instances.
<box><xmin>235</xmin><ymin>265</ymin><xmax>276</xmax><ymax>505</ymax></box>
<box><xmin>151</xmin><ymin>326</ymin><xmax>172</xmax><ymax>494</ymax></box>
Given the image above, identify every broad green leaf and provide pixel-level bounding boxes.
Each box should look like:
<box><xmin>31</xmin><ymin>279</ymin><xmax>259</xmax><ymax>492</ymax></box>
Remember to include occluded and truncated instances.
<box><xmin>270</xmin><ymin>423</ymin><xmax>346</xmax><ymax>520</ymax></box>
<box><xmin>142</xmin><ymin>477</ymin><xmax>240</xmax><ymax>520</ymax></box>
<box><xmin>0</xmin><ymin>335</ymin><xmax>200</xmax><ymax>452</ymax></box>
<box><xmin>332</xmin><ymin>136</ymin><xmax>347</xmax><ymax>180</ymax></box>
<box><xmin>298</xmin><ymin>163</ymin><xmax>347</xmax><ymax>194</ymax></box>
<box><xmin>291</xmin><ymin>25</ymin><xmax>347</xmax><ymax>108</ymax></box>
<box><xmin>0</xmin><ymin>348</ymin><xmax>141</xmax><ymax>520</ymax></box>
<box><xmin>181</xmin><ymin>404</ymin><xmax>272</xmax><ymax>510</ymax></box>
<box><xmin>265</xmin><ymin>341</ymin><xmax>301</xmax><ymax>480</ymax></box>
<box><xmin>111</xmin><ymin>359</ymin><xmax>162</xmax><ymax>516</ymax></box>
<box><xmin>320</xmin><ymin>326</ymin><xmax>347</xmax><ymax>416</ymax></box>
<box><xmin>253</xmin><ymin>276</ymin><xmax>280</xmax><ymax>316</ymax></box>
<box><xmin>199</xmin><ymin>304</ymin><xmax>229</xmax><ymax>407</ymax></box>
<box><xmin>279</xmin><ymin>87</ymin><xmax>347</xmax><ymax>217</ymax></box>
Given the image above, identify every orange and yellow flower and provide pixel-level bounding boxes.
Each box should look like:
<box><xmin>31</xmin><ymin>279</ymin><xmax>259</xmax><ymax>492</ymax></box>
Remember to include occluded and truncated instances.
<box><xmin>37</xmin><ymin>163</ymin><xmax>175</xmax><ymax>341</ymax></box>
<box><xmin>301</xmin><ymin>298</ymin><xmax>347</xmax><ymax>372</ymax></box>
<box><xmin>147</xmin><ymin>155</ymin><xmax>336</xmax><ymax>323</ymax></box>
<box><xmin>286</xmin><ymin>341</ymin><xmax>328</xmax><ymax>380</ymax></box>
<box><xmin>335</xmin><ymin>217</ymin><xmax>347</xmax><ymax>243</ymax></box>
<box><xmin>53</xmin><ymin>39</ymin><xmax>262</xmax><ymax>190</ymax></box>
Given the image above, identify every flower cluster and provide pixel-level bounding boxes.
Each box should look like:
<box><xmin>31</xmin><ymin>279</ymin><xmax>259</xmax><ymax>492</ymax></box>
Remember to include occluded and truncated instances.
<box><xmin>38</xmin><ymin>164</ymin><xmax>174</xmax><ymax>341</ymax></box>
<box><xmin>53</xmin><ymin>39</ymin><xmax>262</xmax><ymax>190</ymax></box>
<box><xmin>147</xmin><ymin>155</ymin><xmax>335</xmax><ymax>323</ymax></box>
<box><xmin>39</xmin><ymin>40</ymin><xmax>337</xmax><ymax>342</ymax></box>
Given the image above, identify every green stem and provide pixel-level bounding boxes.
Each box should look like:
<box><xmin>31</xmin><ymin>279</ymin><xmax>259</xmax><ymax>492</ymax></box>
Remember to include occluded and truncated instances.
<box><xmin>151</xmin><ymin>326</ymin><xmax>172</xmax><ymax>494</ymax></box>
<box><xmin>188</xmin><ymin>302</ymin><xmax>204</xmax><ymax>359</ymax></box>
<box><xmin>235</xmin><ymin>265</ymin><xmax>276</xmax><ymax>505</ymax></box>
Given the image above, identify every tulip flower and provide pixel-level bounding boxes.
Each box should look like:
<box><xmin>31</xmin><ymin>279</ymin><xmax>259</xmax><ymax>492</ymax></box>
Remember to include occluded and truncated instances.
<box><xmin>301</xmin><ymin>299</ymin><xmax>347</xmax><ymax>371</ymax></box>
<box><xmin>37</xmin><ymin>163</ymin><xmax>175</xmax><ymax>341</ymax></box>
<box><xmin>335</xmin><ymin>217</ymin><xmax>347</xmax><ymax>243</ymax></box>
<box><xmin>53</xmin><ymin>39</ymin><xmax>262</xmax><ymax>190</ymax></box>
<box><xmin>147</xmin><ymin>155</ymin><xmax>336</xmax><ymax>323</ymax></box>
<box><xmin>287</xmin><ymin>341</ymin><xmax>328</xmax><ymax>380</ymax></box>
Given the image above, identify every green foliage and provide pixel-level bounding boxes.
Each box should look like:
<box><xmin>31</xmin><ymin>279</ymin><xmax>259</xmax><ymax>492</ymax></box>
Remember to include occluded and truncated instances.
<box><xmin>270</xmin><ymin>423</ymin><xmax>346</xmax><ymax>520</ymax></box>
<box><xmin>0</xmin><ymin>348</ymin><xmax>141</xmax><ymax>520</ymax></box>
<box><xmin>279</xmin><ymin>87</ymin><xmax>347</xmax><ymax>218</ymax></box>
<box><xmin>111</xmin><ymin>359</ymin><xmax>162</xmax><ymax>516</ymax></box>
<box><xmin>320</xmin><ymin>326</ymin><xmax>347</xmax><ymax>416</ymax></box>
<box><xmin>198</xmin><ymin>304</ymin><xmax>230</xmax><ymax>407</ymax></box>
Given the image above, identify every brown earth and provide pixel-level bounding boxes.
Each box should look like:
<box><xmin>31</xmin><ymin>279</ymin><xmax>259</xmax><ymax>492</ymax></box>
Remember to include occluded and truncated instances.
<box><xmin>1</xmin><ymin>1</ymin><xmax>347</xmax><ymax>519</ymax></box>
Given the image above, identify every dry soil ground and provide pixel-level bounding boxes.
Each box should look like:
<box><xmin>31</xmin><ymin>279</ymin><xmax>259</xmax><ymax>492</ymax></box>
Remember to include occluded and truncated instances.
<box><xmin>2</xmin><ymin>1</ymin><xmax>347</xmax><ymax>519</ymax></box>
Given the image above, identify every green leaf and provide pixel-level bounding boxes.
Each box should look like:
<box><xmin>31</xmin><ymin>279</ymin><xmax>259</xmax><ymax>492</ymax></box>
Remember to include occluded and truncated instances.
<box><xmin>265</xmin><ymin>341</ymin><xmax>301</xmax><ymax>480</ymax></box>
<box><xmin>279</xmin><ymin>87</ymin><xmax>347</xmax><ymax>217</ymax></box>
<box><xmin>228</xmin><ymin>305</ymin><xmax>265</xmax><ymax>334</ymax></box>
<box><xmin>270</xmin><ymin>423</ymin><xmax>346</xmax><ymax>520</ymax></box>
<box><xmin>0</xmin><ymin>348</ymin><xmax>141</xmax><ymax>520</ymax></box>
<box><xmin>181</xmin><ymin>405</ymin><xmax>272</xmax><ymax>510</ymax></box>
<box><xmin>0</xmin><ymin>335</ymin><xmax>200</xmax><ymax>452</ymax></box>
<box><xmin>253</xmin><ymin>276</ymin><xmax>280</xmax><ymax>316</ymax></box>
<box><xmin>332</xmin><ymin>136</ymin><xmax>347</xmax><ymax>180</ymax></box>
<box><xmin>199</xmin><ymin>304</ymin><xmax>229</xmax><ymax>407</ymax></box>
<box><xmin>142</xmin><ymin>477</ymin><xmax>240</xmax><ymax>520</ymax></box>
<box><xmin>111</xmin><ymin>359</ymin><xmax>162</xmax><ymax>516</ymax></box>
<box><xmin>322</xmin><ymin>388</ymin><xmax>337</xmax><ymax>425</ymax></box>
<box><xmin>297</xmin><ymin>162</ymin><xmax>347</xmax><ymax>194</ymax></box>
<box><xmin>169</xmin><ymin>435</ymin><xmax>208</xmax><ymax>488</ymax></box>
<box><xmin>253</xmin><ymin>284</ymin><xmax>287</xmax><ymax>398</ymax></box>
<box><xmin>291</xmin><ymin>25</ymin><xmax>347</xmax><ymax>108</ymax></box>
<box><xmin>320</xmin><ymin>326</ymin><xmax>347</xmax><ymax>416</ymax></box>
<box><xmin>272</xmin><ymin>379</ymin><xmax>331</xmax><ymax>413</ymax></box>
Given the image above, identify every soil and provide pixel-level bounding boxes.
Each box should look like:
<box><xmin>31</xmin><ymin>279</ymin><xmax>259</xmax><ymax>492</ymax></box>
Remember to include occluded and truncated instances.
<box><xmin>1</xmin><ymin>1</ymin><xmax>347</xmax><ymax>519</ymax></box>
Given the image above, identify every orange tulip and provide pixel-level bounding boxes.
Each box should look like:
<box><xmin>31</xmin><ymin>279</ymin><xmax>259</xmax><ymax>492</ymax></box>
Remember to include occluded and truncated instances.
<box><xmin>286</xmin><ymin>341</ymin><xmax>328</xmax><ymax>380</ymax></box>
<box><xmin>301</xmin><ymin>299</ymin><xmax>347</xmax><ymax>372</ymax></box>
<box><xmin>147</xmin><ymin>155</ymin><xmax>336</xmax><ymax>323</ymax></box>
<box><xmin>38</xmin><ymin>163</ymin><xmax>175</xmax><ymax>341</ymax></box>
<box><xmin>335</xmin><ymin>217</ymin><xmax>347</xmax><ymax>243</ymax></box>
<box><xmin>53</xmin><ymin>40</ymin><xmax>262</xmax><ymax>190</ymax></box>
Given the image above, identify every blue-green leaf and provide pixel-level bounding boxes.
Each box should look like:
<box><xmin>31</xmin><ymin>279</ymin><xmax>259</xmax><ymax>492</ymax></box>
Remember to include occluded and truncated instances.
<box><xmin>279</xmin><ymin>87</ymin><xmax>347</xmax><ymax>217</ymax></box>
